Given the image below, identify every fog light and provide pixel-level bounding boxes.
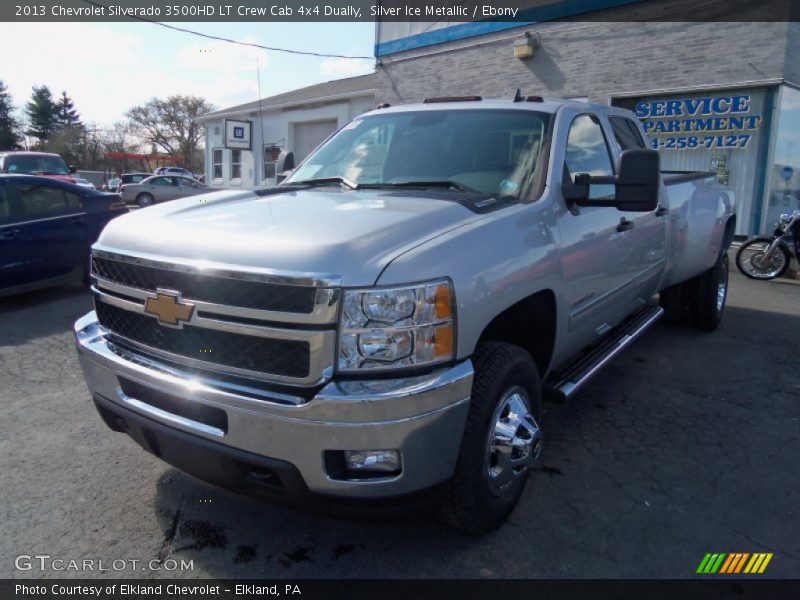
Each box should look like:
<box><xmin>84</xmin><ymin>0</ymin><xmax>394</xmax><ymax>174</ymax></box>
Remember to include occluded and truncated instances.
<box><xmin>344</xmin><ymin>450</ymin><xmax>401</xmax><ymax>473</ymax></box>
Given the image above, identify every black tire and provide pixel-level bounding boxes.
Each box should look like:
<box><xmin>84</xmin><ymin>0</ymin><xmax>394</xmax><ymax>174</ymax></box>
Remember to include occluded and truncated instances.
<box><xmin>735</xmin><ymin>237</ymin><xmax>791</xmax><ymax>280</ymax></box>
<box><xmin>137</xmin><ymin>193</ymin><xmax>154</xmax><ymax>208</ymax></box>
<box><xmin>438</xmin><ymin>342</ymin><xmax>543</xmax><ymax>534</ymax></box>
<box><xmin>659</xmin><ymin>282</ymin><xmax>689</xmax><ymax>325</ymax></box>
<box><xmin>688</xmin><ymin>253</ymin><xmax>729</xmax><ymax>331</ymax></box>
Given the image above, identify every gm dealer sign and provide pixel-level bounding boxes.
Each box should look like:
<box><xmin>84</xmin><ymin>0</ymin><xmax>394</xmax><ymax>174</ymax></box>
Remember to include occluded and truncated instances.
<box><xmin>225</xmin><ymin>119</ymin><xmax>252</xmax><ymax>150</ymax></box>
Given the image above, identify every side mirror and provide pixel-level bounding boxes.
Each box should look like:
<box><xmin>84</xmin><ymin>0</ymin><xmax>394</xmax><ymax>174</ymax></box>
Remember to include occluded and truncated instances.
<box><xmin>275</xmin><ymin>150</ymin><xmax>294</xmax><ymax>174</ymax></box>
<box><xmin>562</xmin><ymin>174</ymin><xmax>590</xmax><ymax>205</ymax></box>
<box><xmin>69</xmin><ymin>165</ymin><xmax>77</xmax><ymax>174</ymax></box>
<box><xmin>615</xmin><ymin>149</ymin><xmax>660</xmax><ymax>212</ymax></box>
<box><xmin>563</xmin><ymin>149</ymin><xmax>660</xmax><ymax>212</ymax></box>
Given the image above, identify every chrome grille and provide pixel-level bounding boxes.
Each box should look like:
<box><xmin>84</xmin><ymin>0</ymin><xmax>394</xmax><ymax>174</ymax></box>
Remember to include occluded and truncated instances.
<box><xmin>90</xmin><ymin>248</ymin><xmax>339</xmax><ymax>387</ymax></box>
<box><xmin>95</xmin><ymin>301</ymin><xmax>310</xmax><ymax>378</ymax></box>
<box><xmin>92</xmin><ymin>255</ymin><xmax>316</xmax><ymax>313</ymax></box>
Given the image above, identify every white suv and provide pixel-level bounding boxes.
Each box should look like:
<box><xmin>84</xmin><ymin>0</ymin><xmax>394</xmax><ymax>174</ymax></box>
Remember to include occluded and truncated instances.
<box><xmin>154</xmin><ymin>166</ymin><xmax>196</xmax><ymax>179</ymax></box>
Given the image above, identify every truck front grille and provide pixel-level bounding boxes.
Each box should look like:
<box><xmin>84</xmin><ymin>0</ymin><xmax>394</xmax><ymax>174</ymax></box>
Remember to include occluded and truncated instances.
<box><xmin>95</xmin><ymin>301</ymin><xmax>311</xmax><ymax>379</ymax></box>
<box><xmin>92</xmin><ymin>255</ymin><xmax>316</xmax><ymax>314</ymax></box>
<box><xmin>89</xmin><ymin>249</ymin><xmax>339</xmax><ymax>387</ymax></box>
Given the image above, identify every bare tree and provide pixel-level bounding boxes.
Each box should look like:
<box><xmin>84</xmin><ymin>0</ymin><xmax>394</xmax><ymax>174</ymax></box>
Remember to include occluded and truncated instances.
<box><xmin>126</xmin><ymin>95</ymin><xmax>213</xmax><ymax>172</ymax></box>
<box><xmin>98</xmin><ymin>121</ymin><xmax>143</xmax><ymax>173</ymax></box>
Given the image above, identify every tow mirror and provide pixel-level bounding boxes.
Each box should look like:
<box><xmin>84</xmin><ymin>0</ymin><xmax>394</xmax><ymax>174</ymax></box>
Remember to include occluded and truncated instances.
<box><xmin>565</xmin><ymin>149</ymin><xmax>660</xmax><ymax>212</ymax></box>
<box><xmin>276</xmin><ymin>150</ymin><xmax>294</xmax><ymax>174</ymax></box>
<box><xmin>614</xmin><ymin>149</ymin><xmax>660</xmax><ymax>211</ymax></box>
<box><xmin>562</xmin><ymin>176</ymin><xmax>589</xmax><ymax>205</ymax></box>
<box><xmin>275</xmin><ymin>151</ymin><xmax>295</xmax><ymax>184</ymax></box>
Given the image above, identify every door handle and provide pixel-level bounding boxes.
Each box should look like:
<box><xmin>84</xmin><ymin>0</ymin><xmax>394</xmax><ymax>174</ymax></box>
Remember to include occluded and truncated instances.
<box><xmin>0</xmin><ymin>227</ymin><xmax>20</xmax><ymax>240</ymax></box>
<box><xmin>655</xmin><ymin>205</ymin><xmax>668</xmax><ymax>217</ymax></box>
<box><xmin>616</xmin><ymin>218</ymin><xmax>635</xmax><ymax>232</ymax></box>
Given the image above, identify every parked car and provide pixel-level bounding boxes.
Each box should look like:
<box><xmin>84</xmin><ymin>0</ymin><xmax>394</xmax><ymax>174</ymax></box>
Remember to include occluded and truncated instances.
<box><xmin>105</xmin><ymin>178</ymin><xmax>121</xmax><ymax>193</ymax></box>
<box><xmin>73</xmin><ymin>176</ymin><xmax>96</xmax><ymax>190</ymax></box>
<box><xmin>0</xmin><ymin>151</ymin><xmax>76</xmax><ymax>183</ymax></box>
<box><xmin>155</xmin><ymin>166</ymin><xmax>196</xmax><ymax>179</ymax></box>
<box><xmin>120</xmin><ymin>172</ymin><xmax>153</xmax><ymax>188</ymax></box>
<box><xmin>75</xmin><ymin>97</ymin><xmax>735</xmax><ymax>533</ymax></box>
<box><xmin>0</xmin><ymin>174</ymin><xmax>128</xmax><ymax>297</ymax></box>
<box><xmin>120</xmin><ymin>175</ymin><xmax>208</xmax><ymax>207</ymax></box>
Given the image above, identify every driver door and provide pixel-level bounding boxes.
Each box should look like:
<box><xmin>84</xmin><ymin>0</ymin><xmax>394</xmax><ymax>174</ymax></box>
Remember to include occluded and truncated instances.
<box><xmin>557</xmin><ymin>114</ymin><xmax>641</xmax><ymax>343</ymax></box>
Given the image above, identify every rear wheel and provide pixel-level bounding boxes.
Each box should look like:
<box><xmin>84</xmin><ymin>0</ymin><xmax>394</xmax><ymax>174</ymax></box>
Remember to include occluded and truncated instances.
<box><xmin>735</xmin><ymin>237</ymin><xmax>790</xmax><ymax>280</ymax></box>
<box><xmin>659</xmin><ymin>282</ymin><xmax>688</xmax><ymax>325</ymax></box>
<box><xmin>688</xmin><ymin>253</ymin><xmax>729</xmax><ymax>331</ymax></box>
<box><xmin>438</xmin><ymin>342</ymin><xmax>543</xmax><ymax>534</ymax></box>
<box><xmin>136</xmin><ymin>193</ymin><xmax>154</xmax><ymax>208</ymax></box>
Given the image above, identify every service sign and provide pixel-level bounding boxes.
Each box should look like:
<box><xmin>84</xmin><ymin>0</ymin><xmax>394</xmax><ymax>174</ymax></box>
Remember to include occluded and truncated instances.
<box><xmin>635</xmin><ymin>94</ymin><xmax>762</xmax><ymax>151</ymax></box>
<box><xmin>225</xmin><ymin>119</ymin><xmax>252</xmax><ymax>150</ymax></box>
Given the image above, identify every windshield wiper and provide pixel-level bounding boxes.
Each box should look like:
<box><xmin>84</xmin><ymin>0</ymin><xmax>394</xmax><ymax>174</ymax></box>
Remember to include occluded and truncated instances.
<box><xmin>291</xmin><ymin>176</ymin><xmax>357</xmax><ymax>190</ymax></box>
<box><xmin>359</xmin><ymin>180</ymin><xmax>487</xmax><ymax>195</ymax></box>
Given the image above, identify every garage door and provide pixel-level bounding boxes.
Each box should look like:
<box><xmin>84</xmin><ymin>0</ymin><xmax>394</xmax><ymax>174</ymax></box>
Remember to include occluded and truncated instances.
<box><xmin>293</xmin><ymin>120</ymin><xmax>338</xmax><ymax>162</ymax></box>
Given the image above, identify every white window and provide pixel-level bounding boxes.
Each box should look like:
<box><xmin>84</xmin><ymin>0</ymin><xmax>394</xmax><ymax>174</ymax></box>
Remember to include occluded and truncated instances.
<box><xmin>263</xmin><ymin>145</ymin><xmax>281</xmax><ymax>182</ymax></box>
<box><xmin>212</xmin><ymin>149</ymin><xmax>223</xmax><ymax>180</ymax></box>
<box><xmin>230</xmin><ymin>149</ymin><xmax>242</xmax><ymax>179</ymax></box>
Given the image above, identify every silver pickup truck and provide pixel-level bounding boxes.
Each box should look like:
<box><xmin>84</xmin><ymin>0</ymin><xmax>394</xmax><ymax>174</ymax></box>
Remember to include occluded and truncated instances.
<box><xmin>75</xmin><ymin>97</ymin><xmax>735</xmax><ymax>533</ymax></box>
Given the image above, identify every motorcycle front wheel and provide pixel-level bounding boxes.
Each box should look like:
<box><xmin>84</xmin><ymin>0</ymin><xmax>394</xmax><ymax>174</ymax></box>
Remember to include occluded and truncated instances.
<box><xmin>735</xmin><ymin>237</ymin><xmax>791</xmax><ymax>280</ymax></box>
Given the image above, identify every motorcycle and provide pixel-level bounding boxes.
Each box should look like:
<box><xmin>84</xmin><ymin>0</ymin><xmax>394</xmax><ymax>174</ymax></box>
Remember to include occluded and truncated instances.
<box><xmin>735</xmin><ymin>209</ymin><xmax>800</xmax><ymax>280</ymax></box>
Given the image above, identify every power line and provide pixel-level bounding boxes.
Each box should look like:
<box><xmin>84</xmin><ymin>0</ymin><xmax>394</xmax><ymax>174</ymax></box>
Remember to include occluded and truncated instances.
<box><xmin>79</xmin><ymin>0</ymin><xmax>374</xmax><ymax>60</ymax></box>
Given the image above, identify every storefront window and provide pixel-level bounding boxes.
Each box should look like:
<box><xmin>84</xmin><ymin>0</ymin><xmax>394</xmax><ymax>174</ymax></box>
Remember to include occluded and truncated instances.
<box><xmin>230</xmin><ymin>149</ymin><xmax>242</xmax><ymax>180</ymax></box>
<box><xmin>212</xmin><ymin>149</ymin><xmax>223</xmax><ymax>180</ymax></box>
<box><xmin>762</xmin><ymin>85</ymin><xmax>800</xmax><ymax>232</ymax></box>
<box><xmin>614</xmin><ymin>88</ymin><xmax>770</xmax><ymax>235</ymax></box>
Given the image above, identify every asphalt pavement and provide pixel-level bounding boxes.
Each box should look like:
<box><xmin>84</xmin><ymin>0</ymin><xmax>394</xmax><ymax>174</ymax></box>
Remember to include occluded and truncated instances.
<box><xmin>1</xmin><ymin>265</ymin><xmax>798</xmax><ymax>579</ymax></box>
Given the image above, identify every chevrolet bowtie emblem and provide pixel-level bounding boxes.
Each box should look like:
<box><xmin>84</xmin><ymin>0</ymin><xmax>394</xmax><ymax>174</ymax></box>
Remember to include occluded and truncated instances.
<box><xmin>144</xmin><ymin>290</ymin><xmax>195</xmax><ymax>327</ymax></box>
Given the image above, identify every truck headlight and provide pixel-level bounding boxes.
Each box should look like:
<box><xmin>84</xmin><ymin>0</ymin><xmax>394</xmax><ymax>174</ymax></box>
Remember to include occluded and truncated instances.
<box><xmin>338</xmin><ymin>279</ymin><xmax>455</xmax><ymax>372</ymax></box>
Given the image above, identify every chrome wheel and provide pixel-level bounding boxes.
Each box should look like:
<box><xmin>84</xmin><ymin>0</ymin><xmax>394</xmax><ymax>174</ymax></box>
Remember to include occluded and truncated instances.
<box><xmin>736</xmin><ymin>239</ymin><xmax>789</xmax><ymax>279</ymax></box>
<box><xmin>485</xmin><ymin>386</ymin><xmax>542</xmax><ymax>495</ymax></box>
<box><xmin>137</xmin><ymin>193</ymin><xmax>154</xmax><ymax>208</ymax></box>
<box><xmin>716</xmin><ymin>256</ymin><xmax>728</xmax><ymax>313</ymax></box>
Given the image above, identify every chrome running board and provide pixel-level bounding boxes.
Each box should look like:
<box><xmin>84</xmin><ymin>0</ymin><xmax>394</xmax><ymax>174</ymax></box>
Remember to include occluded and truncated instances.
<box><xmin>544</xmin><ymin>304</ymin><xmax>664</xmax><ymax>402</ymax></box>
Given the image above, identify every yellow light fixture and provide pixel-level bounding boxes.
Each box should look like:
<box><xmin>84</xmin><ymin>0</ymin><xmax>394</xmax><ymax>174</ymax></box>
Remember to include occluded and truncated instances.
<box><xmin>514</xmin><ymin>32</ymin><xmax>540</xmax><ymax>59</ymax></box>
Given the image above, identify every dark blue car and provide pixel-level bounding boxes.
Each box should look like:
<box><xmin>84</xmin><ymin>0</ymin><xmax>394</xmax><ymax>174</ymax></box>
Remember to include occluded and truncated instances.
<box><xmin>0</xmin><ymin>174</ymin><xmax>128</xmax><ymax>297</ymax></box>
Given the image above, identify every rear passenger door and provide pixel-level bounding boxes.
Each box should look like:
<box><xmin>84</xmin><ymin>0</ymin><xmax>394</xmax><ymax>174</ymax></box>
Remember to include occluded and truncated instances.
<box><xmin>148</xmin><ymin>176</ymin><xmax>176</xmax><ymax>202</ymax></box>
<box><xmin>607</xmin><ymin>115</ymin><xmax>667</xmax><ymax>299</ymax></box>
<box><xmin>9</xmin><ymin>181</ymin><xmax>88</xmax><ymax>282</ymax></box>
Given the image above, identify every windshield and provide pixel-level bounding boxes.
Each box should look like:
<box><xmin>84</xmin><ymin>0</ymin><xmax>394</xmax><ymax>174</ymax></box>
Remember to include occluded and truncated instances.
<box><xmin>285</xmin><ymin>109</ymin><xmax>550</xmax><ymax>198</ymax></box>
<box><xmin>5</xmin><ymin>154</ymin><xmax>69</xmax><ymax>176</ymax></box>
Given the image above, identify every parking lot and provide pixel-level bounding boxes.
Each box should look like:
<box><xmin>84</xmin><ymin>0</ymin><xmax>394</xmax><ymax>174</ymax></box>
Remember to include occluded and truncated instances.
<box><xmin>1</xmin><ymin>263</ymin><xmax>798</xmax><ymax>579</ymax></box>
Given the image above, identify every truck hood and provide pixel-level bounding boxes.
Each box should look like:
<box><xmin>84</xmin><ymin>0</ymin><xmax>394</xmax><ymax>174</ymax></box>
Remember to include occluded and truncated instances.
<box><xmin>96</xmin><ymin>188</ymin><xmax>484</xmax><ymax>286</ymax></box>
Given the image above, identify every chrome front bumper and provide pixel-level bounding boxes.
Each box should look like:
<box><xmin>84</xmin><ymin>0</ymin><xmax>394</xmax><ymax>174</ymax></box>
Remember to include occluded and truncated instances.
<box><xmin>74</xmin><ymin>311</ymin><xmax>473</xmax><ymax>499</ymax></box>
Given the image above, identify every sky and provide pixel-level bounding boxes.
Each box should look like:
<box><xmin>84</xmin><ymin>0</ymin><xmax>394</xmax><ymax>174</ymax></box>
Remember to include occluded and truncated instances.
<box><xmin>0</xmin><ymin>21</ymin><xmax>375</xmax><ymax>129</ymax></box>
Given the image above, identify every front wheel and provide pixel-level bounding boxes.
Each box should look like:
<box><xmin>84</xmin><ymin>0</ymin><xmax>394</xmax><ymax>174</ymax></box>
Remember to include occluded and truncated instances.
<box><xmin>438</xmin><ymin>342</ymin><xmax>543</xmax><ymax>534</ymax></box>
<box><xmin>735</xmin><ymin>237</ymin><xmax>790</xmax><ymax>280</ymax></box>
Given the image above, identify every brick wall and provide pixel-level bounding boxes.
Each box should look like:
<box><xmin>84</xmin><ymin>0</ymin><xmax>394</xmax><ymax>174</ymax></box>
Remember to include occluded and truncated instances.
<box><xmin>375</xmin><ymin>20</ymin><xmax>791</xmax><ymax>105</ymax></box>
<box><xmin>785</xmin><ymin>21</ymin><xmax>800</xmax><ymax>87</ymax></box>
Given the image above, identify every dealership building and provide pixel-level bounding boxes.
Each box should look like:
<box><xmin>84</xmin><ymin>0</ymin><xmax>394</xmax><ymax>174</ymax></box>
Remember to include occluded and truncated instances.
<box><xmin>196</xmin><ymin>74</ymin><xmax>374</xmax><ymax>188</ymax></box>
<box><xmin>373</xmin><ymin>0</ymin><xmax>800</xmax><ymax>235</ymax></box>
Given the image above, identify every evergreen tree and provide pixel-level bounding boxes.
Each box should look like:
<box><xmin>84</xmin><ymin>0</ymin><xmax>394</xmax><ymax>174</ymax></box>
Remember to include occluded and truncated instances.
<box><xmin>25</xmin><ymin>85</ymin><xmax>57</xmax><ymax>146</ymax></box>
<box><xmin>55</xmin><ymin>91</ymin><xmax>81</xmax><ymax>129</ymax></box>
<box><xmin>0</xmin><ymin>80</ymin><xmax>22</xmax><ymax>149</ymax></box>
